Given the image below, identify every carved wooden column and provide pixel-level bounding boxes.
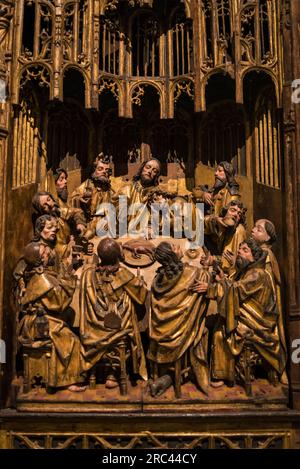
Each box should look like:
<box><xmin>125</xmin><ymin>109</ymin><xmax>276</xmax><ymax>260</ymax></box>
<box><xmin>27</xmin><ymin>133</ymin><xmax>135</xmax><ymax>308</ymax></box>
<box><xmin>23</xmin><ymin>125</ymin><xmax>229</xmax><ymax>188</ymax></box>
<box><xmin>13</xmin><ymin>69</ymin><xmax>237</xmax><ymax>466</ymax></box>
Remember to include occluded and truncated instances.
<box><xmin>282</xmin><ymin>0</ymin><xmax>300</xmax><ymax>409</ymax></box>
<box><xmin>53</xmin><ymin>0</ymin><xmax>63</xmax><ymax>100</ymax></box>
<box><xmin>0</xmin><ymin>0</ymin><xmax>13</xmax><ymax>407</ymax></box>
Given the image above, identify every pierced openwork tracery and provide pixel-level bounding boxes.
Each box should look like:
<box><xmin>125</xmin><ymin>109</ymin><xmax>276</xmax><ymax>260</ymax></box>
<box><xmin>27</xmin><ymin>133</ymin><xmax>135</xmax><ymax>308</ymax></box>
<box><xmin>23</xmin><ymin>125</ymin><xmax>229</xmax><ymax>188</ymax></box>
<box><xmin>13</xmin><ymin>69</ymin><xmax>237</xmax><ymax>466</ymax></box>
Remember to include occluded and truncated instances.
<box><xmin>131</xmin><ymin>12</ymin><xmax>160</xmax><ymax>77</ymax></box>
<box><xmin>99</xmin><ymin>13</ymin><xmax>121</xmax><ymax>75</ymax></box>
<box><xmin>12</xmin><ymin>0</ymin><xmax>280</xmax><ymax>179</ymax></box>
<box><xmin>62</xmin><ymin>0</ymin><xmax>88</xmax><ymax>63</ymax></box>
<box><xmin>240</xmin><ymin>0</ymin><xmax>273</xmax><ymax>65</ymax></box>
<box><xmin>170</xmin><ymin>6</ymin><xmax>193</xmax><ymax>76</ymax></box>
<box><xmin>255</xmin><ymin>86</ymin><xmax>280</xmax><ymax>188</ymax></box>
<box><xmin>200</xmin><ymin>102</ymin><xmax>247</xmax><ymax>175</ymax></box>
<box><xmin>22</xmin><ymin>0</ymin><xmax>54</xmax><ymax>61</ymax></box>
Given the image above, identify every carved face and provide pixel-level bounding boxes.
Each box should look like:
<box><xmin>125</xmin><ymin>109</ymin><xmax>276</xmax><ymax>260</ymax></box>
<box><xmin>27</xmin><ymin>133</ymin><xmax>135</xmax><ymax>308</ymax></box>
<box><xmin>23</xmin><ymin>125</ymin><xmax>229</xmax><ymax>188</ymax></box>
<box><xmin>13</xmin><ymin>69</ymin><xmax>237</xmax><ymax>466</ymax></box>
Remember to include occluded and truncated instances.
<box><xmin>141</xmin><ymin>160</ymin><xmax>160</xmax><ymax>185</ymax></box>
<box><xmin>226</xmin><ymin>204</ymin><xmax>242</xmax><ymax>224</ymax></box>
<box><xmin>236</xmin><ymin>242</ymin><xmax>254</xmax><ymax>269</ymax></box>
<box><xmin>38</xmin><ymin>194</ymin><xmax>56</xmax><ymax>213</ymax></box>
<box><xmin>93</xmin><ymin>162</ymin><xmax>111</xmax><ymax>179</ymax></box>
<box><xmin>40</xmin><ymin>219</ymin><xmax>59</xmax><ymax>243</ymax></box>
<box><xmin>251</xmin><ymin>219</ymin><xmax>270</xmax><ymax>245</ymax></box>
<box><xmin>214</xmin><ymin>165</ymin><xmax>227</xmax><ymax>183</ymax></box>
<box><xmin>56</xmin><ymin>172</ymin><xmax>68</xmax><ymax>190</ymax></box>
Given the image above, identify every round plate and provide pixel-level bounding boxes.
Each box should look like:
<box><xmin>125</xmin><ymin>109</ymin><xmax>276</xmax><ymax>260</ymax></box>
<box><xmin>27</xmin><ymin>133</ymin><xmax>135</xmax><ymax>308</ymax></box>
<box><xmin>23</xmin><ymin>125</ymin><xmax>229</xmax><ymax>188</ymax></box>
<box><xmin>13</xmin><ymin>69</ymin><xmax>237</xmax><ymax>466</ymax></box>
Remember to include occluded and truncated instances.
<box><xmin>122</xmin><ymin>239</ymin><xmax>156</xmax><ymax>268</ymax></box>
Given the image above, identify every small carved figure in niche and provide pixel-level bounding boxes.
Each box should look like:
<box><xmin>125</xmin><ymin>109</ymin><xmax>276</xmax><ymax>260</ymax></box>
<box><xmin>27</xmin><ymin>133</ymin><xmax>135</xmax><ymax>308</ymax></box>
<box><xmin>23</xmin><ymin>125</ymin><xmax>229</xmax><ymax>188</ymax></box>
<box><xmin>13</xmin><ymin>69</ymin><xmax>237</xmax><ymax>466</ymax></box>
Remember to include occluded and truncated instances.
<box><xmin>251</xmin><ymin>219</ymin><xmax>287</xmax><ymax>384</ymax></box>
<box><xmin>148</xmin><ymin>242</ymin><xmax>210</xmax><ymax>397</ymax></box>
<box><xmin>18</xmin><ymin>242</ymin><xmax>86</xmax><ymax>392</ymax></box>
<box><xmin>193</xmin><ymin>161</ymin><xmax>240</xmax><ymax>216</ymax></box>
<box><xmin>195</xmin><ymin>238</ymin><xmax>286</xmax><ymax>389</ymax></box>
<box><xmin>79</xmin><ymin>238</ymin><xmax>148</xmax><ymax>390</ymax></box>
<box><xmin>32</xmin><ymin>191</ymin><xmax>87</xmax><ymax>259</ymax></box>
<box><xmin>203</xmin><ymin>200</ymin><xmax>247</xmax><ymax>274</ymax></box>
<box><xmin>70</xmin><ymin>154</ymin><xmax>116</xmax><ymax>239</ymax></box>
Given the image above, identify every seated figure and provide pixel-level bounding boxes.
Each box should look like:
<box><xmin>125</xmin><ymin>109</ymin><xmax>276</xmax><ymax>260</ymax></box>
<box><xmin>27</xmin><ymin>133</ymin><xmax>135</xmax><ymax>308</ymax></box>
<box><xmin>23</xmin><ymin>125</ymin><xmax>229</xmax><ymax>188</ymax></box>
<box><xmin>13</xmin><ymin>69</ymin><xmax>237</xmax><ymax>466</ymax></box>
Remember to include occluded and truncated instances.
<box><xmin>79</xmin><ymin>238</ymin><xmax>148</xmax><ymax>389</ymax></box>
<box><xmin>18</xmin><ymin>242</ymin><xmax>86</xmax><ymax>392</ymax></box>
<box><xmin>193</xmin><ymin>161</ymin><xmax>240</xmax><ymax>216</ymax></box>
<box><xmin>195</xmin><ymin>238</ymin><xmax>287</xmax><ymax>387</ymax></box>
<box><xmin>70</xmin><ymin>155</ymin><xmax>116</xmax><ymax>238</ymax></box>
<box><xmin>148</xmin><ymin>242</ymin><xmax>210</xmax><ymax>397</ymax></box>
<box><xmin>32</xmin><ymin>191</ymin><xmax>87</xmax><ymax>259</ymax></box>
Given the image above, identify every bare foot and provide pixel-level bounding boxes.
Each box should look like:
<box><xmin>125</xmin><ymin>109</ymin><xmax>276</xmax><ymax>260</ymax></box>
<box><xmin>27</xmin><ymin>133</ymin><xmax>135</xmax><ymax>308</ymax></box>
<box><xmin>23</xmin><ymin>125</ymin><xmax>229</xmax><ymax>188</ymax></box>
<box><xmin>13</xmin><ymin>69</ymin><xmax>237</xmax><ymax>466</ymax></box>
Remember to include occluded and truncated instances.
<box><xmin>210</xmin><ymin>380</ymin><xmax>224</xmax><ymax>388</ymax></box>
<box><xmin>68</xmin><ymin>384</ymin><xmax>87</xmax><ymax>392</ymax></box>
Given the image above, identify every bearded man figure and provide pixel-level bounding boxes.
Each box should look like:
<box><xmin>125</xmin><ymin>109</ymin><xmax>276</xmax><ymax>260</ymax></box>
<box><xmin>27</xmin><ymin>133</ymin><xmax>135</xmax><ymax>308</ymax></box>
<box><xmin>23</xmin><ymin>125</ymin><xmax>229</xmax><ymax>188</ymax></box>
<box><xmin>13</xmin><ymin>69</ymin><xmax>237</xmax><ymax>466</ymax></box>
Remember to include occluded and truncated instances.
<box><xmin>18</xmin><ymin>242</ymin><xmax>86</xmax><ymax>392</ymax></box>
<box><xmin>195</xmin><ymin>238</ymin><xmax>286</xmax><ymax>387</ymax></box>
<box><xmin>193</xmin><ymin>161</ymin><xmax>240</xmax><ymax>216</ymax></box>
<box><xmin>32</xmin><ymin>191</ymin><xmax>86</xmax><ymax>259</ymax></box>
<box><xmin>70</xmin><ymin>155</ymin><xmax>116</xmax><ymax>238</ymax></box>
<box><xmin>79</xmin><ymin>238</ymin><xmax>148</xmax><ymax>389</ymax></box>
<box><xmin>148</xmin><ymin>242</ymin><xmax>210</xmax><ymax>397</ymax></box>
<box><xmin>117</xmin><ymin>158</ymin><xmax>162</xmax><ymax>237</ymax></box>
<box><xmin>53</xmin><ymin>167</ymin><xmax>69</xmax><ymax>206</ymax></box>
<box><xmin>203</xmin><ymin>200</ymin><xmax>247</xmax><ymax>273</ymax></box>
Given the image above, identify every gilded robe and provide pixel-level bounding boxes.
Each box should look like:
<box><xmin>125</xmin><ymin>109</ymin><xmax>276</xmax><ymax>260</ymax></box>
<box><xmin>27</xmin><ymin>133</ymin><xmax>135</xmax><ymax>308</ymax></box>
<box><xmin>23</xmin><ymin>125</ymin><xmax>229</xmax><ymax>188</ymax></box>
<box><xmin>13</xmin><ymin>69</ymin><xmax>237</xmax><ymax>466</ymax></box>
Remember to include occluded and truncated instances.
<box><xmin>204</xmin><ymin>216</ymin><xmax>246</xmax><ymax>273</ymax></box>
<box><xmin>55</xmin><ymin>205</ymin><xmax>86</xmax><ymax>259</ymax></box>
<box><xmin>19</xmin><ymin>270</ymin><xmax>84</xmax><ymax>388</ymax></box>
<box><xmin>262</xmin><ymin>244</ymin><xmax>287</xmax><ymax>376</ymax></box>
<box><xmin>79</xmin><ymin>265</ymin><xmax>148</xmax><ymax>379</ymax></box>
<box><xmin>193</xmin><ymin>184</ymin><xmax>240</xmax><ymax>216</ymax></box>
<box><xmin>148</xmin><ymin>264</ymin><xmax>210</xmax><ymax>394</ymax></box>
<box><xmin>210</xmin><ymin>255</ymin><xmax>286</xmax><ymax>382</ymax></box>
<box><xmin>70</xmin><ymin>179</ymin><xmax>116</xmax><ymax>237</ymax></box>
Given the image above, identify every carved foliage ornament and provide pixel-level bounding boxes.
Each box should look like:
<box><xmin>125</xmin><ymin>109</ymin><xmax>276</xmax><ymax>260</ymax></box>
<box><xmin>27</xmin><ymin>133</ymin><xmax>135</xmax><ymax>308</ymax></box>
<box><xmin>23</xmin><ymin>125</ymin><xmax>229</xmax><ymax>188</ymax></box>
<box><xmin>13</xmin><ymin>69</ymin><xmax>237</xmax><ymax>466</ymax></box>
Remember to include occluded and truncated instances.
<box><xmin>174</xmin><ymin>79</ymin><xmax>194</xmax><ymax>103</ymax></box>
<box><xmin>105</xmin><ymin>0</ymin><xmax>154</xmax><ymax>11</ymax></box>
<box><xmin>9</xmin><ymin>432</ymin><xmax>290</xmax><ymax>450</ymax></box>
<box><xmin>20</xmin><ymin>65</ymin><xmax>51</xmax><ymax>89</ymax></box>
<box><xmin>98</xmin><ymin>77</ymin><xmax>119</xmax><ymax>100</ymax></box>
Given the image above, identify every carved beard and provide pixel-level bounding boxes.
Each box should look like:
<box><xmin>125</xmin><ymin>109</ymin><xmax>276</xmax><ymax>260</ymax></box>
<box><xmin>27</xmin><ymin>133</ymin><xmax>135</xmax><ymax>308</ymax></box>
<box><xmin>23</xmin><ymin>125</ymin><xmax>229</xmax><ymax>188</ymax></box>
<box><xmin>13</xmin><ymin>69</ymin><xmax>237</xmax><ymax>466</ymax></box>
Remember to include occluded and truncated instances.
<box><xmin>57</xmin><ymin>186</ymin><xmax>69</xmax><ymax>203</ymax></box>
<box><xmin>213</xmin><ymin>177</ymin><xmax>227</xmax><ymax>192</ymax></box>
<box><xmin>140</xmin><ymin>173</ymin><xmax>155</xmax><ymax>188</ymax></box>
<box><xmin>236</xmin><ymin>255</ymin><xmax>252</xmax><ymax>271</ymax></box>
<box><xmin>47</xmin><ymin>252</ymin><xmax>56</xmax><ymax>267</ymax></box>
<box><xmin>92</xmin><ymin>175</ymin><xmax>111</xmax><ymax>191</ymax></box>
<box><xmin>49</xmin><ymin>204</ymin><xmax>61</xmax><ymax>217</ymax></box>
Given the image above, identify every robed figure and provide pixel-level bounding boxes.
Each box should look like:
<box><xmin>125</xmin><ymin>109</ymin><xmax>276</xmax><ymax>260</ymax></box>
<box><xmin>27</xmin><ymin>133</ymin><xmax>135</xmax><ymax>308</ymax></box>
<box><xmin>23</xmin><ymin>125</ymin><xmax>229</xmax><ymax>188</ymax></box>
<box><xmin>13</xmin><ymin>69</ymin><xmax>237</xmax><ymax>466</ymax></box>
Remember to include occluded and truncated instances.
<box><xmin>18</xmin><ymin>242</ymin><xmax>86</xmax><ymax>391</ymax></box>
<box><xmin>148</xmin><ymin>242</ymin><xmax>210</xmax><ymax>395</ymax></box>
<box><xmin>79</xmin><ymin>238</ymin><xmax>148</xmax><ymax>387</ymax></box>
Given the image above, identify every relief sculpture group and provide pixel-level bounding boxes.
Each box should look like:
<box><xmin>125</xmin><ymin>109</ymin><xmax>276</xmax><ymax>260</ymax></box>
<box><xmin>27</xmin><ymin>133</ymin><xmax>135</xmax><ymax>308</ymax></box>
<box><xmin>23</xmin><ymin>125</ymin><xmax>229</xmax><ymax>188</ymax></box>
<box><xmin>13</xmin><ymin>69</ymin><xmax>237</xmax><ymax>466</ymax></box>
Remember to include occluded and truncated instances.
<box><xmin>13</xmin><ymin>156</ymin><xmax>288</xmax><ymax>402</ymax></box>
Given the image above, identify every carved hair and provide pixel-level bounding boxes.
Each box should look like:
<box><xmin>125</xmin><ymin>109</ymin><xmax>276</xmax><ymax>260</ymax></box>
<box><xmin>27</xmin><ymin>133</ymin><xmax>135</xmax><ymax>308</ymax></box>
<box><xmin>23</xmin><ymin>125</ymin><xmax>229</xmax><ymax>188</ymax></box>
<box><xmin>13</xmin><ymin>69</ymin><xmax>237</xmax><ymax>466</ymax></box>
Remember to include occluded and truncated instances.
<box><xmin>218</xmin><ymin>161</ymin><xmax>239</xmax><ymax>192</ymax></box>
<box><xmin>264</xmin><ymin>219</ymin><xmax>277</xmax><ymax>245</ymax></box>
<box><xmin>154</xmin><ymin>242</ymin><xmax>183</xmax><ymax>279</ymax></box>
<box><xmin>133</xmin><ymin>158</ymin><xmax>161</xmax><ymax>186</ymax></box>
<box><xmin>32</xmin><ymin>215</ymin><xmax>56</xmax><ymax>242</ymax></box>
<box><xmin>241</xmin><ymin>237</ymin><xmax>264</xmax><ymax>262</ymax></box>
<box><xmin>32</xmin><ymin>191</ymin><xmax>56</xmax><ymax>214</ymax></box>
<box><xmin>23</xmin><ymin>242</ymin><xmax>42</xmax><ymax>268</ymax></box>
<box><xmin>97</xmin><ymin>238</ymin><xmax>124</xmax><ymax>271</ymax></box>
<box><xmin>53</xmin><ymin>167</ymin><xmax>68</xmax><ymax>182</ymax></box>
